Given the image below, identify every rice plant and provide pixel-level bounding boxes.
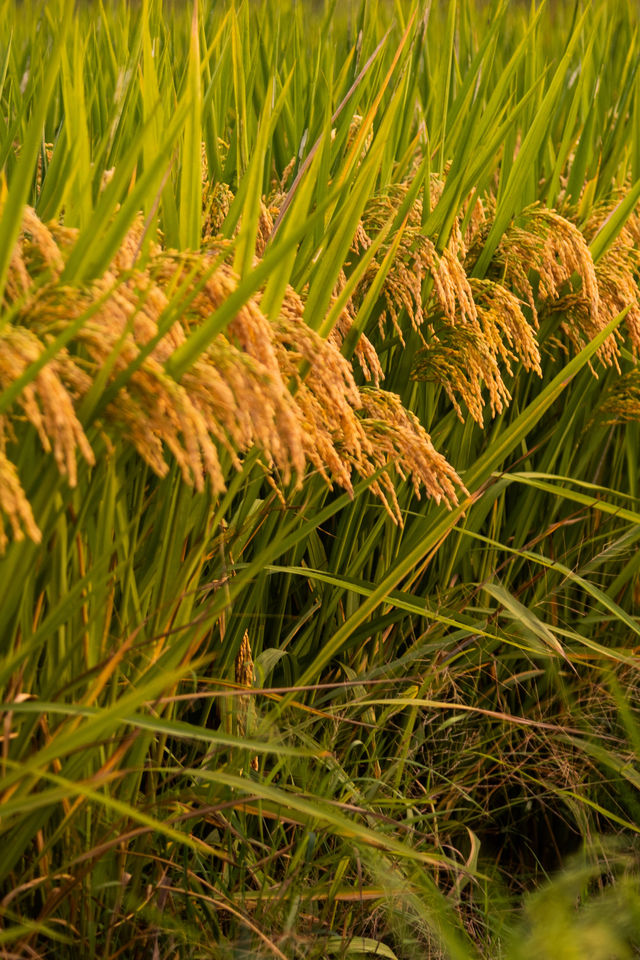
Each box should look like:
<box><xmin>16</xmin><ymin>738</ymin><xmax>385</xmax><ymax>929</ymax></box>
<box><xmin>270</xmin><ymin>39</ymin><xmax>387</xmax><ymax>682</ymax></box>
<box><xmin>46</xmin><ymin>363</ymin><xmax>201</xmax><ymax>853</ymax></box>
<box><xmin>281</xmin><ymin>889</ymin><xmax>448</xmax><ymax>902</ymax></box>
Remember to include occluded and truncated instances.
<box><xmin>1</xmin><ymin>0</ymin><xmax>640</xmax><ymax>957</ymax></box>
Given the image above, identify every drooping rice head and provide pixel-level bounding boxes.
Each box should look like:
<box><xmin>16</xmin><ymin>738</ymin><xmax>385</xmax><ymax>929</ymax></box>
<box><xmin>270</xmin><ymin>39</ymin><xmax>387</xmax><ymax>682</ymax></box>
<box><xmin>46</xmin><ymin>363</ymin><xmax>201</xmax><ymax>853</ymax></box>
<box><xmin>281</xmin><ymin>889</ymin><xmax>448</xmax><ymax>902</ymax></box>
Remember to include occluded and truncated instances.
<box><xmin>0</xmin><ymin>202</ymin><xmax>466</xmax><ymax>549</ymax></box>
<box><xmin>350</xmin><ymin>179</ymin><xmax>541</xmax><ymax>425</ymax></box>
<box><xmin>494</xmin><ymin>205</ymin><xmax>620</xmax><ymax>370</ymax></box>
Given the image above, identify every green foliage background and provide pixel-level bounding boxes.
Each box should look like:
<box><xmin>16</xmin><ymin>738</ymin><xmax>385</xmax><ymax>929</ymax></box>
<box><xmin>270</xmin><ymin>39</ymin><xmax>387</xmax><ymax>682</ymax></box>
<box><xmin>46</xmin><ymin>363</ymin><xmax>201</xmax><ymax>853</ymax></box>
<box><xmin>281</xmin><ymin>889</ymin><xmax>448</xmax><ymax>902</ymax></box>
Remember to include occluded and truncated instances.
<box><xmin>1</xmin><ymin>0</ymin><xmax>640</xmax><ymax>957</ymax></box>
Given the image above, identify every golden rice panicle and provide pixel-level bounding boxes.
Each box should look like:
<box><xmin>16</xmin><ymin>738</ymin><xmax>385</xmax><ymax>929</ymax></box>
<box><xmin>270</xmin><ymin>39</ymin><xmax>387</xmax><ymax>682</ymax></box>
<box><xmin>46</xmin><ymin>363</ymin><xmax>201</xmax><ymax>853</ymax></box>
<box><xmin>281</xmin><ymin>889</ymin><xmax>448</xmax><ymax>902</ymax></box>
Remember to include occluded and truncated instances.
<box><xmin>359</xmin><ymin>388</ymin><xmax>466</xmax><ymax>522</ymax></box>
<box><xmin>584</xmin><ymin>198</ymin><xmax>640</xmax><ymax>355</ymax></box>
<box><xmin>403</xmin><ymin>220</ymin><xmax>534</xmax><ymax>420</ymax></box>
<box><xmin>594</xmin><ymin>250</ymin><xmax>640</xmax><ymax>355</ymax></box>
<box><xmin>411</xmin><ymin>324</ymin><xmax>510</xmax><ymax>426</ymax></box>
<box><xmin>76</xmin><ymin>321</ymin><xmax>218</xmax><ymax>490</ymax></box>
<box><xmin>184</xmin><ymin>338</ymin><xmax>306</xmax><ymax>488</ymax></box>
<box><xmin>357</xmin><ymin>189</ymin><xmax>425</xmax><ymax>339</ymax></box>
<box><xmin>18</xmin><ymin>225</ymin><xmax>306</xmax><ymax>498</ymax></box>
<box><xmin>352</xmin><ymin>180</ymin><xmax>527</xmax><ymax>423</ymax></box>
<box><xmin>29</xmin><ymin>239</ymin><xmax>231</xmax><ymax>495</ymax></box>
<box><xmin>108</xmin><ymin>213</ymin><xmax>162</xmax><ymax>272</ymax></box>
<box><xmin>235</xmin><ymin>629</ymin><xmax>255</xmax><ymax>689</ymax></box>
<box><xmin>425</xmin><ymin>240</ymin><xmax>478</xmax><ymax>328</ymax></box>
<box><xmin>498</xmin><ymin>207</ymin><xmax>583</xmax><ymax>318</ymax></box>
<box><xmin>343</xmin><ymin>113</ymin><xmax>374</xmax><ymax>163</ymax></box>
<box><xmin>599</xmin><ymin>370</ymin><xmax>640</xmax><ymax>425</ymax></box>
<box><xmin>255</xmin><ymin>200</ymin><xmax>281</xmax><ymax>258</ymax></box>
<box><xmin>155</xmin><ymin>253</ymin><xmax>283</xmax><ymax>380</ymax></box>
<box><xmin>398</xmin><ymin>160</ymin><xmax>446</xmax><ymax>212</ymax></box>
<box><xmin>35</xmin><ymin>142</ymin><xmax>54</xmax><ymax>195</ymax></box>
<box><xmin>276</xmin><ymin>290</ymin><xmax>370</xmax><ymax>495</ymax></box>
<box><xmin>329</xmin><ymin>270</ymin><xmax>384</xmax><ymax>385</ymax></box>
<box><xmin>152</xmin><ymin>252</ymin><xmax>306</xmax><ymax>485</ymax></box>
<box><xmin>20</xmin><ymin>207</ymin><xmax>66</xmax><ymax>277</ymax></box>
<box><xmin>68</xmin><ymin>278</ymin><xmax>227</xmax><ymax>495</ymax></box>
<box><xmin>201</xmin><ymin>137</ymin><xmax>234</xmax><ymax>241</ymax></box>
<box><xmin>4</xmin><ymin>241</ymin><xmax>31</xmax><ymax>306</ymax></box>
<box><xmin>543</xmin><ymin>291</ymin><xmax>621</xmax><ymax>375</ymax></box>
<box><xmin>3</xmin><ymin>205</ymin><xmax>66</xmax><ymax>308</ymax></box>
<box><xmin>498</xmin><ymin>205</ymin><xmax>619</xmax><ymax>368</ymax></box>
<box><xmin>351</xmin><ymin>220</ymin><xmax>373</xmax><ymax>257</ymax></box>
<box><xmin>462</xmin><ymin>191</ymin><xmax>488</xmax><ymax>256</ymax></box>
<box><xmin>353</xmin><ymin>189</ymin><xmax>424</xmax><ymax>342</ymax></box>
<box><xmin>203</xmin><ymin>182</ymin><xmax>235</xmax><ymax>242</ymax></box>
<box><xmin>329</xmin><ymin>309</ymin><xmax>384</xmax><ymax>386</ymax></box>
<box><xmin>0</xmin><ymin>202</ymin><xmax>466</xmax><ymax>538</ymax></box>
<box><xmin>201</xmin><ymin>141</ymin><xmax>275</xmax><ymax>253</ymax></box>
<box><xmin>275</xmin><ymin>278</ymin><xmax>461</xmax><ymax>519</ymax></box>
<box><xmin>234</xmin><ymin>629</ymin><xmax>259</xmax><ymax>772</ymax></box>
<box><xmin>354</xmin><ymin>183</ymin><xmax>478</xmax><ymax>344</ymax></box>
<box><xmin>0</xmin><ymin>427</ymin><xmax>42</xmax><ymax>551</ymax></box>
<box><xmin>105</xmin><ymin>386</ymin><xmax>171</xmax><ymax>481</ymax></box>
<box><xmin>542</xmin><ymin>209</ymin><xmax>599</xmax><ymax>322</ymax></box>
<box><xmin>276</xmin><ymin>154</ymin><xmax>297</xmax><ymax>194</ymax></box>
<box><xmin>469</xmin><ymin>278</ymin><xmax>542</xmax><ymax>377</ymax></box>
<box><xmin>0</xmin><ymin>325</ymin><xmax>95</xmax><ymax>488</ymax></box>
<box><xmin>138</xmin><ymin>369</ymin><xmax>227</xmax><ymax>493</ymax></box>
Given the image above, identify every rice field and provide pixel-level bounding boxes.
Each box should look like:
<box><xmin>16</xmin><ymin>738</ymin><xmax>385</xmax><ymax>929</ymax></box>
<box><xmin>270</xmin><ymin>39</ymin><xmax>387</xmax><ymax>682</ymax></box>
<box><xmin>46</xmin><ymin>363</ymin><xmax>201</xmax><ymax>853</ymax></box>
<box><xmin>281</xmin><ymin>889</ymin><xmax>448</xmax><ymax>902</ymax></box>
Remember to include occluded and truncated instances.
<box><xmin>2</xmin><ymin>0</ymin><xmax>640</xmax><ymax>956</ymax></box>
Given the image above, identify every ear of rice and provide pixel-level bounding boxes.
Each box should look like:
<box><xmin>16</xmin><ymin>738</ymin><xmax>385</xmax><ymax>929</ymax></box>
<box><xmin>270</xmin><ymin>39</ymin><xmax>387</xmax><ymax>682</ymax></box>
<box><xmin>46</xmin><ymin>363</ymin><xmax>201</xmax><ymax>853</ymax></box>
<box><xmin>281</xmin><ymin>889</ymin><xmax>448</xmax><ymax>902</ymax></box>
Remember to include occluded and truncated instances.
<box><xmin>0</xmin><ymin>202</ymin><xmax>466</xmax><ymax>550</ymax></box>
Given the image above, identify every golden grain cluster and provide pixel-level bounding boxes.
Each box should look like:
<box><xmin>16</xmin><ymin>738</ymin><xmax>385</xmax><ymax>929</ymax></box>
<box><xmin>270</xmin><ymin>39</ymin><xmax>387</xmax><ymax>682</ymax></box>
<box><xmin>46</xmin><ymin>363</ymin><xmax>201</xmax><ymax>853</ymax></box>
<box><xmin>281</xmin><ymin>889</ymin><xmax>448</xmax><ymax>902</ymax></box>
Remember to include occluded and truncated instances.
<box><xmin>3</xmin><ymin>150</ymin><xmax>640</xmax><ymax>551</ymax></box>
<box><xmin>0</xmin><ymin>196</ymin><xmax>464</xmax><ymax>549</ymax></box>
